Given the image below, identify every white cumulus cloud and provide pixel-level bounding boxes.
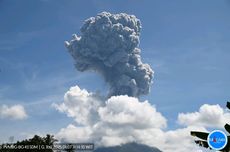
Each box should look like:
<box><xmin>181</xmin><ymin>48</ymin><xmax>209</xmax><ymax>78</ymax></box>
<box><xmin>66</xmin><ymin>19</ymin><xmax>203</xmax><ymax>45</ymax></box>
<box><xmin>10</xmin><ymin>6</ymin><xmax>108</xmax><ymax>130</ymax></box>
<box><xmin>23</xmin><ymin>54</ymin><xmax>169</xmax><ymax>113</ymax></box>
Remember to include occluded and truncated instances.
<box><xmin>178</xmin><ymin>104</ymin><xmax>230</xmax><ymax>128</ymax></box>
<box><xmin>98</xmin><ymin>95</ymin><xmax>167</xmax><ymax>129</ymax></box>
<box><xmin>52</xmin><ymin>85</ymin><xmax>102</xmax><ymax>125</ymax></box>
<box><xmin>53</xmin><ymin>85</ymin><xmax>167</xmax><ymax>147</ymax></box>
<box><xmin>0</xmin><ymin>104</ymin><xmax>27</xmax><ymax>120</ymax></box>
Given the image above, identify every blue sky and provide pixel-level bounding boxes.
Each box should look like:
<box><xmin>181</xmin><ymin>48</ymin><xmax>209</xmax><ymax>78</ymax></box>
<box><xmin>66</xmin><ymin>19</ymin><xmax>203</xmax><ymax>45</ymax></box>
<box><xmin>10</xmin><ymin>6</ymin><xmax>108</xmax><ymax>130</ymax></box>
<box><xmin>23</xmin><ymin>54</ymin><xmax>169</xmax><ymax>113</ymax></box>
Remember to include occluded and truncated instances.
<box><xmin>0</xmin><ymin>0</ymin><xmax>230</xmax><ymax>143</ymax></box>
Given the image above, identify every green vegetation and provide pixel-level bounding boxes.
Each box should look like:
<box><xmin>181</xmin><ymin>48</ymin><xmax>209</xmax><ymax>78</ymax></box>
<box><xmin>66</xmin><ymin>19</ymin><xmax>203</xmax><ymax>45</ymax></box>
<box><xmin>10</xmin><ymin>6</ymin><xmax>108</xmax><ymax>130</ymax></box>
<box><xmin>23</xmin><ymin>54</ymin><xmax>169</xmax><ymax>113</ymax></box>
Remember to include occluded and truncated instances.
<box><xmin>0</xmin><ymin>134</ymin><xmax>57</xmax><ymax>152</ymax></box>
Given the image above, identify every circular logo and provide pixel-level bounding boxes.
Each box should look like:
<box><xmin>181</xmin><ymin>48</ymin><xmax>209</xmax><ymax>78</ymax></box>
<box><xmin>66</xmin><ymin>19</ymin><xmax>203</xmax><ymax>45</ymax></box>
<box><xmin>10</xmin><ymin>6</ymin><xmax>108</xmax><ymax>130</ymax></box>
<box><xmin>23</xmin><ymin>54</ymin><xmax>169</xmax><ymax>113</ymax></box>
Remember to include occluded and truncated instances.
<box><xmin>207</xmin><ymin>130</ymin><xmax>228</xmax><ymax>151</ymax></box>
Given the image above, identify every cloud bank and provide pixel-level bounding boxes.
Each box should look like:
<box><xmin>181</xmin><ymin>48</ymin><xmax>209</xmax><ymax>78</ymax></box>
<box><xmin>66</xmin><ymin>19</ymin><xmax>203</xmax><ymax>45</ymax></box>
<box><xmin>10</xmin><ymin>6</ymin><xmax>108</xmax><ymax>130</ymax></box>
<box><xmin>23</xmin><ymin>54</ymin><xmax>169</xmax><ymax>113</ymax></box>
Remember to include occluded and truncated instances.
<box><xmin>65</xmin><ymin>12</ymin><xmax>153</xmax><ymax>97</ymax></box>
<box><xmin>178</xmin><ymin>104</ymin><xmax>230</xmax><ymax>128</ymax></box>
<box><xmin>0</xmin><ymin>104</ymin><xmax>27</xmax><ymax>120</ymax></box>
<box><xmin>53</xmin><ymin>85</ymin><xmax>213</xmax><ymax>152</ymax></box>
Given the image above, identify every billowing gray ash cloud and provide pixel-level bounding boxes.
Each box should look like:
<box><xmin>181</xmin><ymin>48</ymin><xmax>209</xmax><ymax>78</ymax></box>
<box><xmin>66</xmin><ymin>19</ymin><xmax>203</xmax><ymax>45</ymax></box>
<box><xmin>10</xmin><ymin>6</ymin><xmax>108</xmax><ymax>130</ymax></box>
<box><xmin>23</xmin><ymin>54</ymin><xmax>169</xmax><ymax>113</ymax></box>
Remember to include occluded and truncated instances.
<box><xmin>65</xmin><ymin>12</ymin><xmax>153</xmax><ymax>97</ymax></box>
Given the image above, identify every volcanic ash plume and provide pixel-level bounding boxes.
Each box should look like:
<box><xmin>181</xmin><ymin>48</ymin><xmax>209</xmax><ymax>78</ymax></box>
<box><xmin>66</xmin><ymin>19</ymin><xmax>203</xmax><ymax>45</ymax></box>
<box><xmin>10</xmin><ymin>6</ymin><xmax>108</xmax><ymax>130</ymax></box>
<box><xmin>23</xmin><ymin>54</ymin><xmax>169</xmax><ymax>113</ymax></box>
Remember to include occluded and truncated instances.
<box><xmin>65</xmin><ymin>12</ymin><xmax>153</xmax><ymax>97</ymax></box>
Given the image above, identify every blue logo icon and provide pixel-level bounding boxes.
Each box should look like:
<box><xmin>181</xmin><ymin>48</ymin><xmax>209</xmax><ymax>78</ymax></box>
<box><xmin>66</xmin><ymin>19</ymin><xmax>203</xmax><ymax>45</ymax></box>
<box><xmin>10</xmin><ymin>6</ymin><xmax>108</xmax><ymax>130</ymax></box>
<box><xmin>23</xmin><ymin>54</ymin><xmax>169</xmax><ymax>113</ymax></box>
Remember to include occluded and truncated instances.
<box><xmin>207</xmin><ymin>130</ymin><xmax>228</xmax><ymax>151</ymax></box>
